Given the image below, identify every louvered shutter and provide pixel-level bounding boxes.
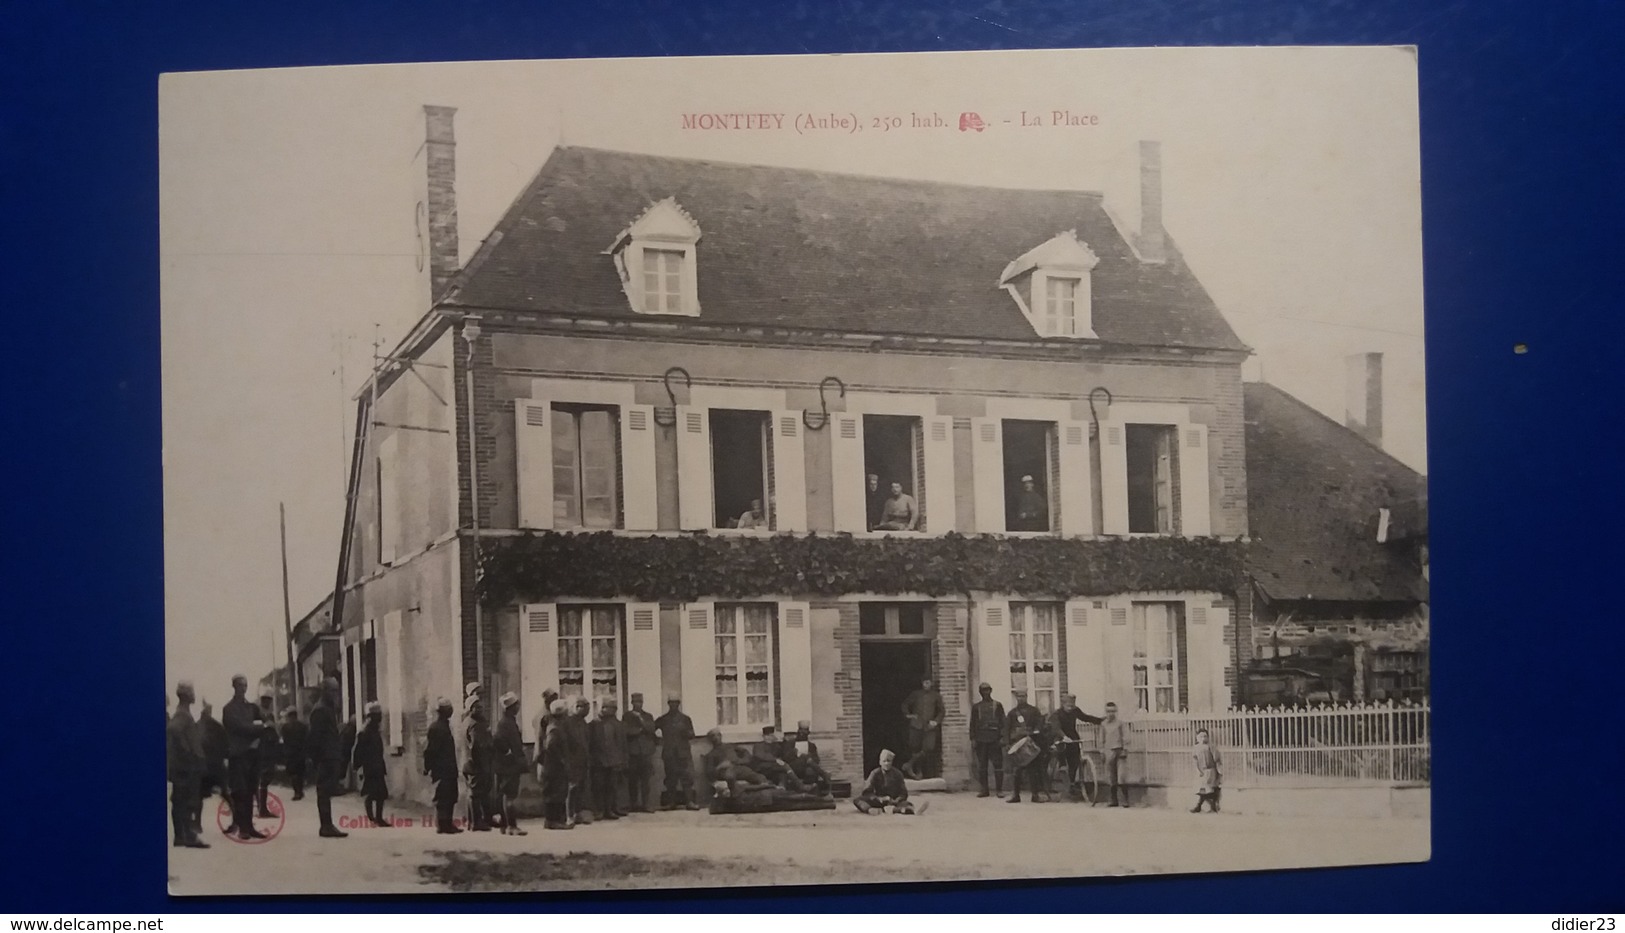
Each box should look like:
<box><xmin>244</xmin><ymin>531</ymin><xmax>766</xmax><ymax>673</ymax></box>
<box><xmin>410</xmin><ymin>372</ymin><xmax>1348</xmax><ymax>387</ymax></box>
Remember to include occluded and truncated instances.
<box><xmin>970</xmin><ymin>418</ymin><xmax>1006</xmax><ymax>533</ymax></box>
<box><xmin>1103</xmin><ymin>596</ymin><xmax>1133</xmax><ymax>711</ymax></box>
<box><xmin>383</xmin><ymin>610</ymin><xmax>405</xmax><ymax>750</ymax></box>
<box><xmin>777</xmin><ymin>601</ymin><xmax>813</xmax><ymax>729</ymax></box>
<box><xmin>1058</xmin><ymin>421</ymin><xmax>1093</xmax><ymax>536</ymax></box>
<box><xmin>1208</xmin><ymin>604</ymin><xmax>1232</xmax><ymax>711</ymax></box>
<box><xmin>771</xmin><ymin>412</ymin><xmax>807</xmax><ymax>531</ymax></box>
<box><xmin>620</xmin><ymin>405</ymin><xmax>658</xmax><ymax>530</ymax></box>
<box><xmin>679</xmin><ymin>602</ymin><xmax>717</xmax><ymax>733</ymax></box>
<box><xmin>830</xmin><ymin>413</ymin><xmax>866</xmax><ymax>532</ymax></box>
<box><xmin>675</xmin><ymin>405</ymin><xmax>713</xmax><ymax>530</ymax></box>
<box><xmin>1100</xmin><ymin>421</ymin><xmax>1130</xmax><ymax>535</ymax></box>
<box><xmin>519</xmin><ymin>603</ymin><xmax>558</xmax><ymax>743</ymax></box>
<box><xmin>1063</xmin><ymin>599</ymin><xmax>1094</xmax><ymax>708</ymax></box>
<box><xmin>1179</xmin><ymin>424</ymin><xmax>1212</xmax><ymax>537</ymax></box>
<box><xmin>923</xmin><ymin>415</ymin><xmax>956</xmax><ymax>533</ymax></box>
<box><xmin>515</xmin><ymin>400</ymin><xmax>555</xmax><ymax>530</ymax></box>
<box><xmin>978</xmin><ymin>599</ymin><xmax>1012</xmax><ymax>700</ymax></box>
<box><xmin>1185</xmin><ymin>601</ymin><xmax>1213</xmax><ymax>713</ymax></box>
<box><xmin>626</xmin><ymin>602</ymin><xmax>662</xmax><ymax>707</ymax></box>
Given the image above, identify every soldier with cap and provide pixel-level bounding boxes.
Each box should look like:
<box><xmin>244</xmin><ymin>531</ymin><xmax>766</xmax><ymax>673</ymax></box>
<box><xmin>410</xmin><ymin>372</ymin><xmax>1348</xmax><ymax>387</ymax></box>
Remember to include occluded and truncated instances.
<box><xmin>589</xmin><ymin>697</ymin><xmax>630</xmax><ymax>820</ymax></box>
<box><xmin>354</xmin><ymin>701</ymin><xmax>389</xmax><ymax>827</ymax></box>
<box><xmin>463</xmin><ymin>693</ymin><xmax>496</xmax><ymax>831</ymax></box>
<box><xmin>854</xmin><ymin>749</ymin><xmax>923</xmax><ymax>815</ymax></box>
<box><xmin>279</xmin><ymin>707</ymin><xmax>308</xmax><ymax>801</ymax></box>
<box><xmin>222</xmin><ymin>674</ymin><xmax>269</xmax><ymax>839</ymax></box>
<box><xmin>255</xmin><ymin>693</ymin><xmax>282</xmax><ymax>819</ymax></box>
<box><xmin>1011</xmin><ymin>474</ymin><xmax>1050</xmax><ymax>532</ymax></box>
<box><xmin>563</xmin><ymin>696</ymin><xmax>593</xmax><ymax>824</ymax></box>
<box><xmin>166</xmin><ymin>681</ymin><xmax>209</xmax><ymax>848</ymax></box>
<box><xmin>750</xmin><ymin>725</ymin><xmax>804</xmax><ymax>791</ymax></box>
<box><xmin>195</xmin><ymin>701</ymin><xmax>228</xmax><ymax>836</ymax></box>
<box><xmin>783</xmin><ymin>721</ymin><xmax>831</xmax><ymax>794</ymax></box>
<box><xmin>1003</xmin><ymin>687</ymin><xmax>1048</xmax><ymax>803</ymax></box>
<box><xmin>493</xmin><ymin>692</ymin><xmax>528</xmax><ymax>835</ymax></box>
<box><xmin>422</xmin><ymin>697</ymin><xmax>462</xmax><ymax>833</ymax></box>
<box><xmin>623</xmin><ymin>692</ymin><xmax>658</xmax><ymax>812</ymax></box>
<box><xmin>532</xmin><ymin>687</ymin><xmax>560</xmax><ymax>781</ymax></box>
<box><xmin>539</xmin><ymin>698</ymin><xmax>572</xmax><ymax>829</ymax></box>
<box><xmin>307</xmin><ymin>677</ymin><xmax>349</xmax><ymax>837</ymax></box>
<box><xmin>900</xmin><ymin>676</ymin><xmax>944</xmax><ymax>779</ymax></box>
<box><xmin>969</xmin><ymin>682</ymin><xmax>1007</xmax><ymax>798</ymax></box>
<box><xmin>654</xmin><ymin>694</ymin><xmax>699</xmax><ymax>810</ymax></box>
<box><xmin>1049</xmin><ymin>693</ymin><xmax>1104</xmax><ymax>801</ymax></box>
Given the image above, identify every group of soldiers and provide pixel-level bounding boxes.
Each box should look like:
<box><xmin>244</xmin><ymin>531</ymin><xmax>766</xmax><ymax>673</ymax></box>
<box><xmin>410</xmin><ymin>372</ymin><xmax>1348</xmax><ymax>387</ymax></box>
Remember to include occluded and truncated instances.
<box><xmin>701</xmin><ymin>721</ymin><xmax>833</xmax><ymax>804</ymax></box>
<box><xmin>969</xmin><ymin>682</ymin><xmax>1131</xmax><ymax>805</ymax></box>
<box><xmin>165</xmin><ymin>674</ymin><xmax>356</xmax><ymax>847</ymax></box>
<box><xmin>424</xmin><ymin>686</ymin><xmax>712</xmax><ymax>834</ymax></box>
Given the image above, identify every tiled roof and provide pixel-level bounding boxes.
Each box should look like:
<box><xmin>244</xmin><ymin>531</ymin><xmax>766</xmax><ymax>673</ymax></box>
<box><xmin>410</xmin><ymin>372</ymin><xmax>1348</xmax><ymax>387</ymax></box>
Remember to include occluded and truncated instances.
<box><xmin>1244</xmin><ymin>382</ymin><xmax>1428</xmax><ymax>604</ymax></box>
<box><xmin>448</xmin><ymin>147</ymin><xmax>1248</xmax><ymax>351</ymax></box>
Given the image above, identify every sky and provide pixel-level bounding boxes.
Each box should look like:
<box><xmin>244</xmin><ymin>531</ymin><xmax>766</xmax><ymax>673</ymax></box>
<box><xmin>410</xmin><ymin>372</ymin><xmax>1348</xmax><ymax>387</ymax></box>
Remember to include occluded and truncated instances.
<box><xmin>160</xmin><ymin>48</ymin><xmax>1426</xmax><ymax>700</ymax></box>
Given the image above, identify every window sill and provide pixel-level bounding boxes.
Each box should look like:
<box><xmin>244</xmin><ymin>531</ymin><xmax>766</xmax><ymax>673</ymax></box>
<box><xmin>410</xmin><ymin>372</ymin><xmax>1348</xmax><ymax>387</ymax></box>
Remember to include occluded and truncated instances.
<box><xmin>715</xmin><ymin>725</ymin><xmax>775</xmax><ymax>745</ymax></box>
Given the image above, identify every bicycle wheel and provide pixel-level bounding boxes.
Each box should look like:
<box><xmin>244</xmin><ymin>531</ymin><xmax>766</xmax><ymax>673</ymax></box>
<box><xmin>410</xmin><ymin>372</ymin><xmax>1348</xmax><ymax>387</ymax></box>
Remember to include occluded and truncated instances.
<box><xmin>1077</xmin><ymin>755</ymin><xmax>1100</xmax><ymax>805</ymax></box>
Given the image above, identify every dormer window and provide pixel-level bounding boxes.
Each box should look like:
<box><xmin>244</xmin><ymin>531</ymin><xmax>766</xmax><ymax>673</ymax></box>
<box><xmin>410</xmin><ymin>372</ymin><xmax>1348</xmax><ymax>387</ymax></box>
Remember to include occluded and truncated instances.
<box><xmin>1000</xmin><ymin>230</ymin><xmax>1099</xmax><ymax>339</ymax></box>
<box><xmin>609</xmin><ymin>197</ymin><xmax>701</xmax><ymax>316</ymax></box>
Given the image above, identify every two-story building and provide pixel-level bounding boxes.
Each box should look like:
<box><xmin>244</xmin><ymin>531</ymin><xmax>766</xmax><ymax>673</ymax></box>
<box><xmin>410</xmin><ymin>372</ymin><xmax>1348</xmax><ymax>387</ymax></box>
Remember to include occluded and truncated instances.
<box><xmin>337</xmin><ymin>105</ymin><xmax>1255</xmax><ymax>800</ymax></box>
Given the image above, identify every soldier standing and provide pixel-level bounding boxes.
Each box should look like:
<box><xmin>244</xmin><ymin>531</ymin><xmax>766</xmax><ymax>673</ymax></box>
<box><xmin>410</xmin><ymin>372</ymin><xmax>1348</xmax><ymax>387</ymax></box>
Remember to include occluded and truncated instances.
<box><xmin>195</xmin><ymin>701</ymin><xmax>228</xmax><ymax>836</ymax></box>
<box><xmin>462</xmin><ymin>694</ymin><xmax>495</xmax><ymax>831</ymax></box>
<box><xmin>539</xmin><ymin>699</ymin><xmax>572</xmax><ymax>830</ymax></box>
<box><xmin>354</xmin><ymin>701</ymin><xmax>389</xmax><ymax>828</ymax></box>
<box><xmin>307</xmin><ymin>678</ymin><xmax>349</xmax><ymax>838</ymax></box>
<box><xmin>900</xmin><ymin>676</ymin><xmax>944</xmax><ymax>779</ymax></box>
<box><xmin>1049</xmin><ymin>693</ymin><xmax>1103</xmax><ymax>801</ymax></box>
<box><xmin>654</xmin><ymin>695</ymin><xmax>699</xmax><ymax>810</ymax></box>
<box><xmin>493</xmin><ymin>692</ymin><xmax>528</xmax><ymax>835</ymax></box>
<box><xmin>623</xmin><ymin>692</ymin><xmax>658</xmax><ymax>812</ymax></box>
<box><xmin>563</xmin><ymin>696</ymin><xmax>593</xmax><ymax>824</ymax></box>
<box><xmin>532</xmin><ymin>687</ymin><xmax>560</xmax><ymax>781</ymax></box>
<box><xmin>589</xmin><ymin>697</ymin><xmax>630</xmax><ymax>820</ymax></box>
<box><xmin>255</xmin><ymin>693</ymin><xmax>282</xmax><ymax>819</ymax></box>
<box><xmin>422</xmin><ymin>697</ymin><xmax>462</xmax><ymax>833</ymax></box>
<box><xmin>1003</xmin><ymin>688</ymin><xmax>1048</xmax><ymax>803</ymax></box>
<box><xmin>968</xmin><ymin>682</ymin><xmax>1006</xmax><ymax>798</ymax></box>
<box><xmin>279</xmin><ymin>708</ymin><xmax>308</xmax><ymax>801</ymax></box>
<box><xmin>166</xmin><ymin>682</ymin><xmax>209</xmax><ymax>848</ymax></box>
<box><xmin>221</xmin><ymin>675</ymin><xmax>267</xmax><ymax>839</ymax></box>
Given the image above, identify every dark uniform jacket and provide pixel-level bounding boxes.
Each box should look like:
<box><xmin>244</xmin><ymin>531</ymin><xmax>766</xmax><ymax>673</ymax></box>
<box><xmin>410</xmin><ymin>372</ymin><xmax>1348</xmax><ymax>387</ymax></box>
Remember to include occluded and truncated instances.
<box><xmin>463</xmin><ymin>718</ymin><xmax>494</xmax><ymax>778</ymax></box>
<box><xmin>1012</xmin><ymin>489</ymin><xmax>1050</xmax><ymax>531</ymax></box>
<box><xmin>562</xmin><ymin>715</ymin><xmax>591</xmax><ymax>781</ymax></box>
<box><xmin>422</xmin><ymin>717</ymin><xmax>458</xmax><ymax>780</ymax></box>
<box><xmin>969</xmin><ymin>698</ymin><xmax>1007</xmax><ymax>742</ymax></box>
<box><xmin>861</xmin><ymin>766</ymin><xmax>909</xmax><ymax>801</ymax></box>
<box><xmin>902</xmin><ymin>688</ymin><xmax>945</xmax><ymax>729</ymax></box>
<box><xmin>353</xmin><ymin>722</ymin><xmax>387</xmax><ymax>777</ymax></box>
<box><xmin>257</xmin><ymin>706</ymin><xmax>282</xmax><ymax>765</ymax></box>
<box><xmin>624</xmin><ymin>709</ymin><xmax>658</xmax><ymax>758</ymax></box>
<box><xmin>589</xmin><ymin>716</ymin><xmax>629</xmax><ymax>768</ymax></box>
<box><xmin>1004</xmin><ymin>702</ymin><xmax>1047</xmax><ymax>748</ymax></box>
<box><xmin>654</xmin><ymin>710</ymin><xmax>695</xmax><ymax>753</ymax></box>
<box><xmin>865</xmin><ymin>485</ymin><xmax>887</xmax><ymax>530</ymax></box>
<box><xmin>198</xmin><ymin>715</ymin><xmax>229</xmax><ymax>782</ymax></box>
<box><xmin>784</xmin><ymin>734</ymin><xmax>821</xmax><ymax>767</ymax></box>
<box><xmin>1049</xmin><ymin>706</ymin><xmax>1103</xmax><ymax>742</ymax></box>
<box><xmin>279</xmin><ymin>718</ymin><xmax>309</xmax><ymax>766</ymax></box>
<box><xmin>307</xmin><ymin>698</ymin><xmax>343</xmax><ymax>766</ymax></box>
<box><xmin>166</xmin><ymin>709</ymin><xmax>205</xmax><ymax>782</ymax></box>
<box><xmin>493</xmin><ymin>715</ymin><xmax>526</xmax><ymax>778</ymax></box>
<box><xmin>222</xmin><ymin>696</ymin><xmax>264</xmax><ymax>757</ymax></box>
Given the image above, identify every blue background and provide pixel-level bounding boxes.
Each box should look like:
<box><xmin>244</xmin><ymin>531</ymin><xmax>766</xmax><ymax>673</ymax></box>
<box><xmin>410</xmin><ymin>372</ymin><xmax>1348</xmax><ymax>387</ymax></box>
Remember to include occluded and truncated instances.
<box><xmin>5</xmin><ymin>0</ymin><xmax>1622</xmax><ymax>913</ymax></box>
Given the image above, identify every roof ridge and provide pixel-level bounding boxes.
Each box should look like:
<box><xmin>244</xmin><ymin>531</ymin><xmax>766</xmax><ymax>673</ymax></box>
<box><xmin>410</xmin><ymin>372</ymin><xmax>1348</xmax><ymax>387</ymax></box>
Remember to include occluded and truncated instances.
<box><xmin>1245</xmin><ymin>381</ymin><xmax>1422</xmax><ymax>482</ymax></box>
<box><xmin>555</xmin><ymin>144</ymin><xmax>1110</xmax><ymax>197</ymax></box>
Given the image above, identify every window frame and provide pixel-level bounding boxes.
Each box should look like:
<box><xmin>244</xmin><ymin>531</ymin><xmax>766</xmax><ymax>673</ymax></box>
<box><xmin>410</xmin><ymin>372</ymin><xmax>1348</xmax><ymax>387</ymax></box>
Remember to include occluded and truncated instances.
<box><xmin>1009</xmin><ymin>602</ymin><xmax>1062</xmax><ymax>713</ymax></box>
<box><xmin>549</xmin><ymin>403</ymin><xmax>623</xmax><ymax>531</ymax></box>
<box><xmin>1043</xmin><ymin>275</ymin><xmax>1081</xmax><ymax>337</ymax></box>
<box><xmin>556</xmin><ymin>603</ymin><xmax>627</xmax><ymax>711</ymax></box>
<box><xmin>713</xmin><ymin>602</ymin><xmax>778</xmax><ymax>730</ymax></box>
<box><xmin>640</xmin><ymin>247</ymin><xmax>686</xmax><ymax>314</ymax></box>
<box><xmin>1125</xmin><ymin>422</ymin><xmax>1181</xmax><ymax>536</ymax></box>
<box><xmin>1001</xmin><ymin>418</ymin><xmax>1060</xmax><ymax>535</ymax></box>
<box><xmin>708</xmin><ymin>408</ymin><xmax>775</xmax><ymax>533</ymax></box>
<box><xmin>1131</xmin><ymin>602</ymin><xmax>1183</xmax><ymax>713</ymax></box>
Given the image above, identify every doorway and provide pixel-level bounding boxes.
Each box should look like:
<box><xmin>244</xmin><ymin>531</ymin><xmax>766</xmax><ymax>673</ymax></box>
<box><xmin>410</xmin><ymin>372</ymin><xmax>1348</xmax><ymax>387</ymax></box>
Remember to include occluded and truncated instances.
<box><xmin>860</xmin><ymin>641</ymin><xmax>932</xmax><ymax>774</ymax></box>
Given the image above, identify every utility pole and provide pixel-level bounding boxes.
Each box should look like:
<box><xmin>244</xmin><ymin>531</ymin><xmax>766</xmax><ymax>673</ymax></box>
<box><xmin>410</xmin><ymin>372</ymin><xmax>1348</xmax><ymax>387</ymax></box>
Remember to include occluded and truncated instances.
<box><xmin>280</xmin><ymin>502</ymin><xmax>302</xmax><ymax>719</ymax></box>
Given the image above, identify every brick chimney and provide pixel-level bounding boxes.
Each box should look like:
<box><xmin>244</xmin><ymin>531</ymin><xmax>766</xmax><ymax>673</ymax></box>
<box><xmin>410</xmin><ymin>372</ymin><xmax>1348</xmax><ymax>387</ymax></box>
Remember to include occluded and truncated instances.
<box><xmin>1135</xmin><ymin>140</ymin><xmax>1166</xmax><ymax>263</ymax></box>
<box><xmin>1344</xmin><ymin>352</ymin><xmax>1384</xmax><ymax>448</ymax></box>
<box><xmin>423</xmin><ymin>104</ymin><xmax>460</xmax><ymax>302</ymax></box>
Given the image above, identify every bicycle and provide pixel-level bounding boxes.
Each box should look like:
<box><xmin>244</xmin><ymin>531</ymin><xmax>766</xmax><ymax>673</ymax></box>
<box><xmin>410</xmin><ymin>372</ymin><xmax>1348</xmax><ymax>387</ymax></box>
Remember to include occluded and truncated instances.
<box><xmin>1044</xmin><ymin>737</ymin><xmax>1102</xmax><ymax>805</ymax></box>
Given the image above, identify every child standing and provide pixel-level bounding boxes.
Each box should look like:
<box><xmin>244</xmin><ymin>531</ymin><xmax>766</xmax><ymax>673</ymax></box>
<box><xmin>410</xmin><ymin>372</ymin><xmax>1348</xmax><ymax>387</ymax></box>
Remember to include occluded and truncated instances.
<box><xmin>1190</xmin><ymin>728</ymin><xmax>1222</xmax><ymax>813</ymax></box>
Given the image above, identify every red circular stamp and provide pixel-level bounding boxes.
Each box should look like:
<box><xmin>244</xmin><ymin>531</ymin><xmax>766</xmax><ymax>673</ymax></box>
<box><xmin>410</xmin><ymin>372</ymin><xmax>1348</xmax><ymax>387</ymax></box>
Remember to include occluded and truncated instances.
<box><xmin>216</xmin><ymin>791</ymin><xmax>286</xmax><ymax>844</ymax></box>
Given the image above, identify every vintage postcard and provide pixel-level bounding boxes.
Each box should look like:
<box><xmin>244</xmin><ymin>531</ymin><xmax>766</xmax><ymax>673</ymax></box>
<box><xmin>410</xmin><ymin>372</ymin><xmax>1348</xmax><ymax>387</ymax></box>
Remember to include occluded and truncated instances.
<box><xmin>160</xmin><ymin>47</ymin><xmax>1429</xmax><ymax>895</ymax></box>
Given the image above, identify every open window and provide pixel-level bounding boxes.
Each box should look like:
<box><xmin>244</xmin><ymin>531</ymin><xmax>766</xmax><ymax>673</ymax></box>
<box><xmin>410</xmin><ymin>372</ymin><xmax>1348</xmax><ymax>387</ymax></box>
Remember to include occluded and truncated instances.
<box><xmin>863</xmin><ymin>414</ymin><xmax>922</xmax><ymax>531</ymax></box>
<box><xmin>1002</xmin><ymin>419</ymin><xmax>1057</xmax><ymax>532</ymax></box>
<box><xmin>710</xmin><ymin>409</ymin><xmax>773</xmax><ymax>530</ymax></box>
<box><xmin>551</xmin><ymin>404</ymin><xmax>622</xmax><ymax>530</ymax></box>
<box><xmin>1125</xmin><ymin>424</ymin><xmax>1179</xmax><ymax>535</ymax></box>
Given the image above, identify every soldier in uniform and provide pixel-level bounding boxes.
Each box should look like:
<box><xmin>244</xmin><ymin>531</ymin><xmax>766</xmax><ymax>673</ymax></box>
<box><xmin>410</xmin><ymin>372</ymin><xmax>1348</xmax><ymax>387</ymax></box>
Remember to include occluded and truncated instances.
<box><xmin>195</xmin><ymin>701</ymin><xmax>228</xmax><ymax>836</ymax></box>
<box><xmin>1011</xmin><ymin>474</ymin><xmax>1050</xmax><ymax>532</ymax></box>
<box><xmin>783</xmin><ymin>720</ymin><xmax>831</xmax><ymax>794</ymax></box>
<box><xmin>539</xmin><ymin>699</ymin><xmax>572</xmax><ymax>829</ymax></box>
<box><xmin>900</xmin><ymin>676</ymin><xmax>945</xmax><ymax>779</ymax></box>
<box><xmin>462</xmin><ymin>694</ymin><xmax>495</xmax><ymax>831</ymax></box>
<box><xmin>354</xmin><ymin>701</ymin><xmax>389</xmax><ymax>827</ymax></box>
<box><xmin>532</xmin><ymin>687</ymin><xmax>560</xmax><ymax>781</ymax></box>
<box><xmin>166</xmin><ymin>681</ymin><xmax>209</xmax><ymax>848</ymax></box>
<box><xmin>279</xmin><ymin>708</ymin><xmax>308</xmax><ymax>801</ymax></box>
<box><xmin>1048</xmin><ymin>693</ymin><xmax>1103</xmax><ymax>801</ymax></box>
<box><xmin>749</xmin><ymin>725</ymin><xmax>804</xmax><ymax>791</ymax></box>
<box><xmin>307</xmin><ymin>678</ymin><xmax>349</xmax><ymax>838</ymax></box>
<box><xmin>255</xmin><ymin>693</ymin><xmax>282</xmax><ymax>819</ymax></box>
<box><xmin>563</xmin><ymin>696</ymin><xmax>593</xmax><ymax>824</ymax></box>
<box><xmin>1003</xmin><ymin>687</ymin><xmax>1049</xmax><ymax>803</ymax></box>
<box><xmin>422</xmin><ymin>697</ymin><xmax>462</xmax><ymax>834</ymax></box>
<box><xmin>968</xmin><ymin>682</ymin><xmax>1006</xmax><ymax>798</ymax></box>
<box><xmin>589</xmin><ymin>697</ymin><xmax>630</xmax><ymax>820</ymax></box>
<box><xmin>493</xmin><ymin>692</ymin><xmax>528</xmax><ymax>835</ymax></box>
<box><xmin>222</xmin><ymin>675</ymin><xmax>268</xmax><ymax>839</ymax></box>
<box><xmin>623</xmin><ymin>692</ymin><xmax>658</xmax><ymax>813</ymax></box>
<box><xmin>654</xmin><ymin>694</ymin><xmax>698</xmax><ymax>810</ymax></box>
